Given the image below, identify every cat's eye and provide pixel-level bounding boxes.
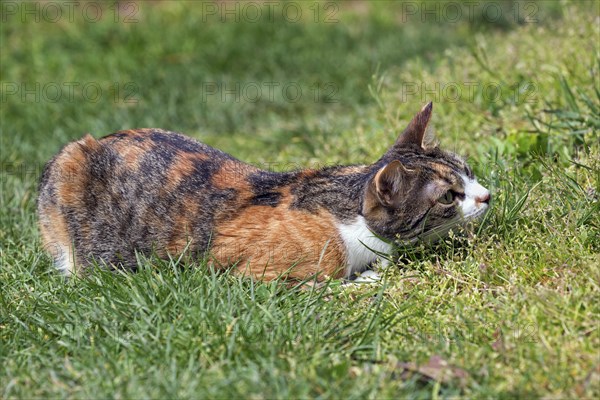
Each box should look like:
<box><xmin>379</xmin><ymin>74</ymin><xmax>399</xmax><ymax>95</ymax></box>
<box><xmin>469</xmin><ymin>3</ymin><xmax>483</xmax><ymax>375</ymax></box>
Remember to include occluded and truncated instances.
<box><xmin>438</xmin><ymin>190</ymin><xmax>456</xmax><ymax>205</ymax></box>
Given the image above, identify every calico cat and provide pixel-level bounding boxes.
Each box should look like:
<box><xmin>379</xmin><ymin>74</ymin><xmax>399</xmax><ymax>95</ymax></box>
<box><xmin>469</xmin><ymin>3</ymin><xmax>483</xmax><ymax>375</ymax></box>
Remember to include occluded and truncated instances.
<box><xmin>37</xmin><ymin>102</ymin><xmax>490</xmax><ymax>281</ymax></box>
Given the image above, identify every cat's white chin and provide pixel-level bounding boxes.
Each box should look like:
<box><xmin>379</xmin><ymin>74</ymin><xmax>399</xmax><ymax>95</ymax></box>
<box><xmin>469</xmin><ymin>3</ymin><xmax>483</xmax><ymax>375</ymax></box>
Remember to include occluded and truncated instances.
<box><xmin>462</xmin><ymin>204</ymin><xmax>489</xmax><ymax>221</ymax></box>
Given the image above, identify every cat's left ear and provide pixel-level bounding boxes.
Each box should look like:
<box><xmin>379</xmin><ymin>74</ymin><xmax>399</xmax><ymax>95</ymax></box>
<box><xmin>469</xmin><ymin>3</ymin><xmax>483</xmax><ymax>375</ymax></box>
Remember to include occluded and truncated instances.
<box><xmin>394</xmin><ymin>102</ymin><xmax>436</xmax><ymax>149</ymax></box>
<box><xmin>373</xmin><ymin>160</ymin><xmax>412</xmax><ymax>207</ymax></box>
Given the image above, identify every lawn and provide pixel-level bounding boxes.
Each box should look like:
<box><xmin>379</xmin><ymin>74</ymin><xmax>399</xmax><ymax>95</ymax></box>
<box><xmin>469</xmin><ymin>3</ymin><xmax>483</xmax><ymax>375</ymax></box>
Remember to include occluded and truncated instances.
<box><xmin>1</xmin><ymin>1</ymin><xmax>599</xmax><ymax>398</ymax></box>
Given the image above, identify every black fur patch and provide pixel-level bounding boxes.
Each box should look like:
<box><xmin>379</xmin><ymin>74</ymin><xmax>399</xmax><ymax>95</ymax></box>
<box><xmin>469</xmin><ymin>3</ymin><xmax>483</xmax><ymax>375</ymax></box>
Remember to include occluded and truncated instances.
<box><xmin>290</xmin><ymin>166</ymin><xmax>374</xmax><ymax>222</ymax></box>
<box><xmin>248</xmin><ymin>170</ymin><xmax>297</xmax><ymax>192</ymax></box>
<box><xmin>250</xmin><ymin>192</ymin><xmax>282</xmax><ymax>207</ymax></box>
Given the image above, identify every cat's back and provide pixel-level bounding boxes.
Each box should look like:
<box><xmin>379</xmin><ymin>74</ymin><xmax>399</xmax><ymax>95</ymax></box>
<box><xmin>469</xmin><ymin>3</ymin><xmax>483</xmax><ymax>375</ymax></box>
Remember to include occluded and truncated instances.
<box><xmin>37</xmin><ymin>128</ymin><xmax>256</xmax><ymax>273</ymax></box>
<box><xmin>39</xmin><ymin>128</ymin><xmax>252</xmax><ymax>212</ymax></box>
<box><xmin>98</xmin><ymin>128</ymin><xmax>237</xmax><ymax>174</ymax></box>
<box><xmin>41</xmin><ymin>128</ymin><xmax>251</xmax><ymax>192</ymax></box>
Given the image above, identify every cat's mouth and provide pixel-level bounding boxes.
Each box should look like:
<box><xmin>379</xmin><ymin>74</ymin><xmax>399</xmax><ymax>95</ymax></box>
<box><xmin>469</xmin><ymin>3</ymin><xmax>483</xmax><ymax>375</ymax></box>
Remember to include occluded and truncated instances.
<box><xmin>462</xmin><ymin>203</ymin><xmax>489</xmax><ymax>221</ymax></box>
<box><xmin>404</xmin><ymin>204</ymin><xmax>490</xmax><ymax>244</ymax></box>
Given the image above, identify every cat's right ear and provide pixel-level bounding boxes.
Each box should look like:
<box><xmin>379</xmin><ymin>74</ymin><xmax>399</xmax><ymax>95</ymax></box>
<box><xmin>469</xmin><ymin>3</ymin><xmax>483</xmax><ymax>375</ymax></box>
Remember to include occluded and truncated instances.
<box><xmin>394</xmin><ymin>102</ymin><xmax>433</xmax><ymax>148</ymax></box>
<box><xmin>374</xmin><ymin>160</ymin><xmax>411</xmax><ymax>207</ymax></box>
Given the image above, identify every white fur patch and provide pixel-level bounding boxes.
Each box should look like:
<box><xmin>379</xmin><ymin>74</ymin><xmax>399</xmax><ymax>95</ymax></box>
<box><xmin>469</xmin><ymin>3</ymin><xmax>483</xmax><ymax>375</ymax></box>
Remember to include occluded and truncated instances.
<box><xmin>459</xmin><ymin>174</ymin><xmax>490</xmax><ymax>219</ymax></box>
<box><xmin>337</xmin><ymin>216</ymin><xmax>393</xmax><ymax>278</ymax></box>
<box><xmin>52</xmin><ymin>243</ymin><xmax>74</xmax><ymax>276</ymax></box>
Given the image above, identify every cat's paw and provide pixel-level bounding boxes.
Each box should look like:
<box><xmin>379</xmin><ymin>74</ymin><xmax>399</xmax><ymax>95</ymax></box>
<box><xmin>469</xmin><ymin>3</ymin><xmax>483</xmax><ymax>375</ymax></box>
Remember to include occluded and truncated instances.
<box><xmin>353</xmin><ymin>269</ymin><xmax>381</xmax><ymax>283</ymax></box>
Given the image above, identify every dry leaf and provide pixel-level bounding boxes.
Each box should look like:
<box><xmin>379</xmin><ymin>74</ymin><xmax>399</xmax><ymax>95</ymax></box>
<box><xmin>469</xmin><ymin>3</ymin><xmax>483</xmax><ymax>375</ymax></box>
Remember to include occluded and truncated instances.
<box><xmin>396</xmin><ymin>355</ymin><xmax>469</xmax><ymax>387</ymax></box>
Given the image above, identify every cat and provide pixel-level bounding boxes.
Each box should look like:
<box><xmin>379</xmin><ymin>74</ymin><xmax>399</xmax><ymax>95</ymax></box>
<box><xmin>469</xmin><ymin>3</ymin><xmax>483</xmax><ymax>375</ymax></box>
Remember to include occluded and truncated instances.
<box><xmin>37</xmin><ymin>102</ymin><xmax>490</xmax><ymax>282</ymax></box>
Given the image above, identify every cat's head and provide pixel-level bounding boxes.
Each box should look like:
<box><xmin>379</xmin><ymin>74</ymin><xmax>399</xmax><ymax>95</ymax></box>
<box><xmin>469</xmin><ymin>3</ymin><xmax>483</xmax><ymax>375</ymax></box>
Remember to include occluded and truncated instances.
<box><xmin>363</xmin><ymin>102</ymin><xmax>490</xmax><ymax>243</ymax></box>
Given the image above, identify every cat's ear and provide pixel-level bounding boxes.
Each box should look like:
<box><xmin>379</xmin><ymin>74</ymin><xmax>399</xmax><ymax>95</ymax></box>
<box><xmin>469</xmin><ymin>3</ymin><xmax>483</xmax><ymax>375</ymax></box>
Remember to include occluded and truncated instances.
<box><xmin>394</xmin><ymin>102</ymin><xmax>434</xmax><ymax>148</ymax></box>
<box><xmin>374</xmin><ymin>160</ymin><xmax>411</xmax><ymax>207</ymax></box>
<box><xmin>422</xmin><ymin>123</ymin><xmax>438</xmax><ymax>149</ymax></box>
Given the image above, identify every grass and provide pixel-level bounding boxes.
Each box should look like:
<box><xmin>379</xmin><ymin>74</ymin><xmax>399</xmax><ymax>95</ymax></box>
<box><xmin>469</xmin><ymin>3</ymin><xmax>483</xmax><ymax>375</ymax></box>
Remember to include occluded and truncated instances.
<box><xmin>1</xmin><ymin>1</ymin><xmax>599</xmax><ymax>398</ymax></box>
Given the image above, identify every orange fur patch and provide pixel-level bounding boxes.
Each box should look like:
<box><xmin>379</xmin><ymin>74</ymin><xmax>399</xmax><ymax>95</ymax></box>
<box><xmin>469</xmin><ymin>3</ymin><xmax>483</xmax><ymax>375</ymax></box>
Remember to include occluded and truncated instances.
<box><xmin>38</xmin><ymin>204</ymin><xmax>74</xmax><ymax>274</ymax></box>
<box><xmin>211</xmin><ymin>195</ymin><xmax>347</xmax><ymax>281</ymax></box>
<box><xmin>211</xmin><ymin>160</ymin><xmax>255</xmax><ymax>197</ymax></box>
<box><xmin>54</xmin><ymin>137</ymin><xmax>93</xmax><ymax>207</ymax></box>
<box><xmin>163</xmin><ymin>156</ymin><xmax>197</xmax><ymax>192</ymax></box>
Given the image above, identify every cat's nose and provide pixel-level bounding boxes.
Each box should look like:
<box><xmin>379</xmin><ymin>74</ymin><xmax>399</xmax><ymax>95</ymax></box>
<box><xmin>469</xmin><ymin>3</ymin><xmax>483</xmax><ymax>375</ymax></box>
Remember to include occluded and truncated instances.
<box><xmin>476</xmin><ymin>191</ymin><xmax>491</xmax><ymax>204</ymax></box>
